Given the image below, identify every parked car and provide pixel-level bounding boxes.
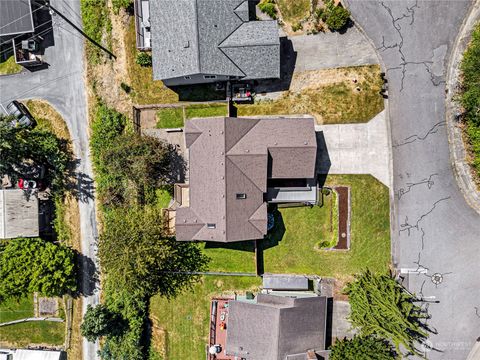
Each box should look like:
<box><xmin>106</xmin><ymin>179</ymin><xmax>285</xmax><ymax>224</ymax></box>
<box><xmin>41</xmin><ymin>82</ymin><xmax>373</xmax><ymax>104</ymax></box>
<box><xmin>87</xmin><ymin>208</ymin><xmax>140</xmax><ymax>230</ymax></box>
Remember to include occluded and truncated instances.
<box><xmin>18</xmin><ymin>178</ymin><xmax>46</xmax><ymax>191</ymax></box>
<box><xmin>5</xmin><ymin>100</ymin><xmax>36</xmax><ymax>127</ymax></box>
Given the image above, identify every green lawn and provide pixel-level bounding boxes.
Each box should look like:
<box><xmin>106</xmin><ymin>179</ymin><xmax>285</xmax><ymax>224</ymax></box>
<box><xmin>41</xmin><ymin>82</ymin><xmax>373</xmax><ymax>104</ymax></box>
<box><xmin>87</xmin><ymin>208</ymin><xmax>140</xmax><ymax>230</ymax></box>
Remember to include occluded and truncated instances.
<box><xmin>262</xmin><ymin>175</ymin><xmax>391</xmax><ymax>277</ymax></box>
<box><xmin>0</xmin><ymin>295</ymin><xmax>65</xmax><ymax>346</ymax></box>
<box><xmin>201</xmin><ymin>241</ymin><xmax>256</xmax><ymax>273</ymax></box>
<box><xmin>0</xmin><ymin>296</ymin><xmax>34</xmax><ymax>323</ymax></box>
<box><xmin>149</xmin><ymin>276</ymin><xmax>261</xmax><ymax>359</ymax></box>
<box><xmin>185</xmin><ymin>103</ymin><xmax>227</xmax><ymax>119</ymax></box>
<box><xmin>156</xmin><ymin>108</ymin><xmax>184</xmax><ymax>128</ymax></box>
<box><xmin>156</xmin><ymin>104</ymin><xmax>228</xmax><ymax>128</ymax></box>
<box><xmin>0</xmin><ymin>55</ymin><xmax>22</xmax><ymax>75</ymax></box>
<box><xmin>0</xmin><ymin>321</ymin><xmax>65</xmax><ymax>346</ymax></box>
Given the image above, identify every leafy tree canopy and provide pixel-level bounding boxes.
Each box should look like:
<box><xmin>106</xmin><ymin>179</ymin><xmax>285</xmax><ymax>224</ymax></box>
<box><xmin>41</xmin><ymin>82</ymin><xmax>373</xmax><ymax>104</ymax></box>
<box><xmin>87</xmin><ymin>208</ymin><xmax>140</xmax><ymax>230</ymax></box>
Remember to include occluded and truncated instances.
<box><xmin>330</xmin><ymin>335</ymin><xmax>396</xmax><ymax>360</ymax></box>
<box><xmin>344</xmin><ymin>270</ymin><xmax>430</xmax><ymax>357</ymax></box>
<box><xmin>81</xmin><ymin>304</ymin><xmax>127</xmax><ymax>342</ymax></box>
<box><xmin>98</xmin><ymin>206</ymin><xmax>209</xmax><ymax>298</ymax></box>
<box><xmin>0</xmin><ymin>237</ymin><xmax>77</xmax><ymax>299</ymax></box>
<box><xmin>0</xmin><ymin>115</ymin><xmax>71</xmax><ymax>193</ymax></box>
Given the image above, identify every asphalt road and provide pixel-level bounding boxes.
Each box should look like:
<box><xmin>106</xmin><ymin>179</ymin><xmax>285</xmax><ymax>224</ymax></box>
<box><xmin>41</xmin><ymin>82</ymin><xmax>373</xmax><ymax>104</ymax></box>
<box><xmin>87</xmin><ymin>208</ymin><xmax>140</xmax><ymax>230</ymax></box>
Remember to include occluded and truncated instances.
<box><xmin>344</xmin><ymin>1</ymin><xmax>480</xmax><ymax>358</ymax></box>
<box><xmin>0</xmin><ymin>1</ymin><xmax>99</xmax><ymax>359</ymax></box>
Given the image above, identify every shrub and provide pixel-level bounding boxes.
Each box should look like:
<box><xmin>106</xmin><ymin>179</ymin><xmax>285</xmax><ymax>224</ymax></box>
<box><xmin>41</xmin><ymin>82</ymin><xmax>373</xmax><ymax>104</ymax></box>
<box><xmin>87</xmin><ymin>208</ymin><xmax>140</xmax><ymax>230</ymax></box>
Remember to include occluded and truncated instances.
<box><xmin>323</xmin><ymin>0</ymin><xmax>350</xmax><ymax>31</ymax></box>
<box><xmin>81</xmin><ymin>304</ymin><xmax>126</xmax><ymax>342</ymax></box>
<box><xmin>135</xmin><ymin>52</ymin><xmax>152</xmax><ymax>67</ymax></box>
<box><xmin>318</xmin><ymin>240</ymin><xmax>332</xmax><ymax>249</ymax></box>
<box><xmin>292</xmin><ymin>22</ymin><xmax>303</xmax><ymax>32</ymax></box>
<box><xmin>259</xmin><ymin>0</ymin><xmax>277</xmax><ymax>19</ymax></box>
<box><xmin>330</xmin><ymin>335</ymin><xmax>396</xmax><ymax>360</ymax></box>
<box><xmin>120</xmin><ymin>82</ymin><xmax>131</xmax><ymax>93</ymax></box>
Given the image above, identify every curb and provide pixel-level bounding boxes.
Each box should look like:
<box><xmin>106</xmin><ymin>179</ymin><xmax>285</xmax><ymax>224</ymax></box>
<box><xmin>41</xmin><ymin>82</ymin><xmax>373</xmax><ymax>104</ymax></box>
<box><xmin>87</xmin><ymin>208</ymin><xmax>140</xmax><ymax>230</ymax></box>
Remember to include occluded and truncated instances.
<box><xmin>445</xmin><ymin>1</ymin><xmax>480</xmax><ymax>215</ymax></box>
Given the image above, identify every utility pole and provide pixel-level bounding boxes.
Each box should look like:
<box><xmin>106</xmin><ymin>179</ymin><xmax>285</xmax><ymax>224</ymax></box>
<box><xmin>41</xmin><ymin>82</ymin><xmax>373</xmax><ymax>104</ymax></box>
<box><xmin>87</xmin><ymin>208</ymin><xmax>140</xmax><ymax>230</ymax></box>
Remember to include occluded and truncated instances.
<box><xmin>34</xmin><ymin>0</ymin><xmax>117</xmax><ymax>59</ymax></box>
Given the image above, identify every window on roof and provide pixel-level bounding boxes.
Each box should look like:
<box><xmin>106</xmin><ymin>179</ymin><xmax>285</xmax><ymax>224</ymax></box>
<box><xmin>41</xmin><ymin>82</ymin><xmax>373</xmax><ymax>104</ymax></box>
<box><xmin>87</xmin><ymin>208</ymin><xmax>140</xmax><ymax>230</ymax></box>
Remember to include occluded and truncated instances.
<box><xmin>236</xmin><ymin>193</ymin><xmax>247</xmax><ymax>199</ymax></box>
<box><xmin>184</xmin><ymin>76</ymin><xmax>191</xmax><ymax>80</ymax></box>
<box><xmin>204</xmin><ymin>75</ymin><xmax>216</xmax><ymax>79</ymax></box>
<box><xmin>207</xmin><ymin>223</ymin><xmax>216</xmax><ymax>229</ymax></box>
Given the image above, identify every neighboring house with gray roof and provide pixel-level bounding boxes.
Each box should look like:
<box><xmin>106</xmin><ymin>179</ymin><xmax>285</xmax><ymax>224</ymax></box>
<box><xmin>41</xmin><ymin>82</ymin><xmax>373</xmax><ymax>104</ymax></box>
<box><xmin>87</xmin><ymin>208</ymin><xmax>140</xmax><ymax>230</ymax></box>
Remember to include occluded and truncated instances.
<box><xmin>175</xmin><ymin>116</ymin><xmax>318</xmax><ymax>242</ymax></box>
<box><xmin>226</xmin><ymin>294</ymin><xmax>328</xmax><ymax>360</ymax></box>
<box><xmin>0</xmin><ymin>0</ymin><xmax>34</xmax><ymax>37</ymax></box>
<box><xmin>146</xmin><ymin>0</ymin><xmax>280</xmax><ymax>86</ymax></box>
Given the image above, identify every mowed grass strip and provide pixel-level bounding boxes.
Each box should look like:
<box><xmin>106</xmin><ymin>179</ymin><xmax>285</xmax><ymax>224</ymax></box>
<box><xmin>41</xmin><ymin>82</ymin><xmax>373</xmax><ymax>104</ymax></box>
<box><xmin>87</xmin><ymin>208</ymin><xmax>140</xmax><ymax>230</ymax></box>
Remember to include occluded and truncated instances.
<box><xmin>276</xmin><ymin>0</ymin><xmax>311</xmax><ymax>23</ymax></box>
<box><xmin>185</xmin><ymin>103</ymin><xmax>227</xmax><ymax>118</ymax></box>
<box><xmin>238</xmin><ymin>65</ymin><xmax>384</xmax><ymax>124</ymax></box>
<box><xmin>201</xmin><ymin>241</ymin><xmax>257</xmax><ymax>273</ymax></box>
<box><xmin>263</xmin><ymin>175</ymin><xmax>390</xmax><ymax>277</ymax></box>
<box><xmin>149</xmin><ymin>276</ymin><xmax>261</xmax><ymax>359</ymax></box>
<box><xmin>0</xmin><ymin>321</ymin><xmax>65</xmax><ymax>347</ymax></box>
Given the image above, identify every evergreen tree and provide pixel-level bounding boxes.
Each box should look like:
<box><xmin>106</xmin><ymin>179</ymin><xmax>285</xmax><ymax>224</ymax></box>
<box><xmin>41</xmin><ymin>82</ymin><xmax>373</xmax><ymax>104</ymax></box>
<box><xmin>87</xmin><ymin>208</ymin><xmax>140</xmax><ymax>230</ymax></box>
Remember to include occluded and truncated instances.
<box><xmin>330</xmin><ymin>335</ymin><xmax>396</xmax><ymax>360</ymax></box>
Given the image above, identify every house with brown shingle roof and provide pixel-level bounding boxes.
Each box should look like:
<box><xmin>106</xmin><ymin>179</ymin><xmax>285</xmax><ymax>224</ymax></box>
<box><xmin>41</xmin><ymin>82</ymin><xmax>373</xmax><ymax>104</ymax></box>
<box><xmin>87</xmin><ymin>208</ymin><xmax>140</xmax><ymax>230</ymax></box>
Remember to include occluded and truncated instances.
<box><xmin>175</xmin><ymin>116</ymin><xmax>318</xmax><ymax>242</ymax></box>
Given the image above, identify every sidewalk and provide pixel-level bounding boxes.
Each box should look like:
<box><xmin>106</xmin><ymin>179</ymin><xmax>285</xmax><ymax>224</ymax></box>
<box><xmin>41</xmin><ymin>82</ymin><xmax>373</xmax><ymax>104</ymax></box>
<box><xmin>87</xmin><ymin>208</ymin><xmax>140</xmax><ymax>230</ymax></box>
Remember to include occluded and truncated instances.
<box><xmin>446</xmin><ymin>1</ymin><xmax>480</xmax><ymax>214</ymax></box>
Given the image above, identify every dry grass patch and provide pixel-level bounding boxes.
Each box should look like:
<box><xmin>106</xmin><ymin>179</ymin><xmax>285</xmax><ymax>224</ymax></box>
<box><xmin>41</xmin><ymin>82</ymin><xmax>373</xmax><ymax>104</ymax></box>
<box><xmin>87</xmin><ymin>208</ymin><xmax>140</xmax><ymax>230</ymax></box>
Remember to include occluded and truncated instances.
<box><xmin>238</xmin><ymin>65</ymin><xmax>384</xmax><ymax>124</ymax></box>
<box><xmin>0</xmin><ymin>55</ymin><xmax>23</xmax><ymax>75</ymax></box>
<box><xmin>125</xmin><ymin>18</ymin><xmax>178</xmax><ymax>105</ymax></box>
<box><xmin>277</xmin><ymin>0</ymin><xmax>311</xmax><ymax>23</ymax></box>
<box><xmin>24</xmin><ymin>100</ymin><xmax>70</xmax><ymax>139</ymax></box>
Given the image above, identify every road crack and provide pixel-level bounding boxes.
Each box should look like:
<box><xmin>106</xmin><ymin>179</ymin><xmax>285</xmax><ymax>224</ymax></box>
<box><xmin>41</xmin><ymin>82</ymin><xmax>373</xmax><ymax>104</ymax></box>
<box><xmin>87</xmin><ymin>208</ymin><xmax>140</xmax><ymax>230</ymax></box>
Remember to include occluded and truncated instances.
<box><xmin>393</xmin><ymin>121</ymin><xmax>445</xmax><ymax>147</ymax></box>
<box><xmin>397</xmin><ymin>173</ymin><xmax>438</xmax><ymax>200</ymax></box>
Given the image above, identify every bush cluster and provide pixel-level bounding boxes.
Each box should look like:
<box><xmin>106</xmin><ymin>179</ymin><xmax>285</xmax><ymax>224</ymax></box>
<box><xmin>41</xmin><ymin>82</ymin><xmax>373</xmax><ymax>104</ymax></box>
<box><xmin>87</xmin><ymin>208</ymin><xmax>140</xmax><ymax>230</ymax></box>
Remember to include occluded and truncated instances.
<box><xmin>322</xmin><ymin>0</ymin><xmax>350</xmax><ymax>31</ymax></box>
<box><xmin>136</xmin><ymin>52</ymin><xmax>152</xmax><ymax>67</ymax></box>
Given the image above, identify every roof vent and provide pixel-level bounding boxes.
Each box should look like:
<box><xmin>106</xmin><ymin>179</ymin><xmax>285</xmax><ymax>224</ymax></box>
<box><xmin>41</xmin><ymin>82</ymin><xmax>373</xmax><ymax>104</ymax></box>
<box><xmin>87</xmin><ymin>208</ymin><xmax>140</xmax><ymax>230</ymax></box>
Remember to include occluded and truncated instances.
<box><xmin>184</xmin><ymin>41</ymin><xmax>190</xmax><ymax>48</ymax></box>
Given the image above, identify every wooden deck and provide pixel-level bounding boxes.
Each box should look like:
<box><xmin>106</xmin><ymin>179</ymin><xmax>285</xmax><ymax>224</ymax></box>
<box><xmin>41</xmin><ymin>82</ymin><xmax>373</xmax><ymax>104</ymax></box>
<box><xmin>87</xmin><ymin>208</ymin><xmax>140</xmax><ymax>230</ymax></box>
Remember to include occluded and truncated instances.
<box><xmin>207</xmin><ymin>298</ymin><xmax>235</xmax><ymax>360</ymax></box>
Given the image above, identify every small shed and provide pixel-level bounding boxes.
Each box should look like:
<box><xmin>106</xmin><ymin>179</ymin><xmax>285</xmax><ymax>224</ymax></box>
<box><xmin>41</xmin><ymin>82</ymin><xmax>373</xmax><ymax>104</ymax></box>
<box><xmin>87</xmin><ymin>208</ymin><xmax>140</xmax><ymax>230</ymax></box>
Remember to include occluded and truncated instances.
<box><xmin>0</xmin><ymin>189</ymin><xmax>39</xmax><ymax>239</ymax></box>
<box><xmin>263</xmin><ymin>274</ymin><xmax>309</xmax><ymax>291</ymax></box>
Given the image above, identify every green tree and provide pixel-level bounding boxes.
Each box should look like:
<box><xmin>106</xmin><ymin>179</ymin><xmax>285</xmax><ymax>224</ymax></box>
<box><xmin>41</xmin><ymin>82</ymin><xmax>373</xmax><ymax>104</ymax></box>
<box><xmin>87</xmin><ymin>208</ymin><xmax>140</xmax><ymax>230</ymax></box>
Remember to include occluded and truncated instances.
<box><xmin>344</xmin><ymin>270</ymin><xmax>429</xmax><ymax>357</ymax></box>
<box><xmin>98</xmin><ymin>206</ymin><xmax>209</xmax><ymax>298</ymax></box>
<box><xmin>330</xmin><ymin>335</ymin><xmax>397</xmax><ymax>360</ymax></box>
<box><xmin>81</xmin><ymin>304</ymin><xmax>126</xmax><ymax>342</ymax></box>
<box><xmin>0</xmin><ymin>238</ymin><xmax>77</xmax><ymax>299</ymax></box>
<box><xmin>0</xmin><ymin>115</ymin><xmax>70</xmax><ymax>192</ymax></box>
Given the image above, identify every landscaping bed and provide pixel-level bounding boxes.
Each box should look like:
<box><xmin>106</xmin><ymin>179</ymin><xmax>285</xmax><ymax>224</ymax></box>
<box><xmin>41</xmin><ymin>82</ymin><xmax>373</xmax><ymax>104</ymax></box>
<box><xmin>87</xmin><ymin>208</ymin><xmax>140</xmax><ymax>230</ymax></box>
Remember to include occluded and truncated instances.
<box><xmin>149</xmin><ymin>276</ymin><xmax>261</xmax><ymax>359</ymax></box>
<box><xmin>262</xmin><ymin>175</ymin><xmax>390</xmax><ymax>277</ymax></box>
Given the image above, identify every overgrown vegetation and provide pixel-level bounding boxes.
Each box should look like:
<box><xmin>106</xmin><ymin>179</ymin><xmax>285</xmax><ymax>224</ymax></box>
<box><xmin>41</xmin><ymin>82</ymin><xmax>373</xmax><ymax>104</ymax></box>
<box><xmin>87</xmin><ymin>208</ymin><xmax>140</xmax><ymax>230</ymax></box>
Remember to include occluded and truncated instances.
<box><xmin>112</xmin><ymin>0</ymin><xmax>133</xmax><ymax>13</ymax></box>
<box><xmin>459</xmin><ymin>22</ymin><xmax>480</xmax><ymax>184</ymax></box>
<box><xmin>80</xmin><ymin>0</ymin><xmax>111</xmax><ymax>63</ymax></box>
<box><xmin>88</xmin><ymin>105</ymin><xmax>208</xmax><ymax>359</ymax></box>
<box><xmin>276</xmin><ymin>0</ymin><xmax>310</xmax><ymax>23</ymax></box>
<box><xmin>0</xmin><ymin>238</ymin><xmax>77</xmax><ymax>300</ymax></box>
<box><xmin>330</xmin><ymin>335</ymin><xmax>397</xmax><ymax>360</ymax></box>
<box><xmin>344</xmin><ymin>270</ymin><xmax>430</xmax><ymax>357</ymax></box>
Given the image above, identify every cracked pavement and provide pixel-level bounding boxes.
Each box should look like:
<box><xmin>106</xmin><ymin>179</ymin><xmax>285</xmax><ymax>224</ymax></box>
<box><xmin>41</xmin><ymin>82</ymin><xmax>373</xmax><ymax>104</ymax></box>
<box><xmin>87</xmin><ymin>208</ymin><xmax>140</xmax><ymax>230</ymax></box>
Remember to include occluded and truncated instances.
<box><xmin>344</xmin><ymin>1</ymin><xmax>480</xmax><ymax>358</ymax></box>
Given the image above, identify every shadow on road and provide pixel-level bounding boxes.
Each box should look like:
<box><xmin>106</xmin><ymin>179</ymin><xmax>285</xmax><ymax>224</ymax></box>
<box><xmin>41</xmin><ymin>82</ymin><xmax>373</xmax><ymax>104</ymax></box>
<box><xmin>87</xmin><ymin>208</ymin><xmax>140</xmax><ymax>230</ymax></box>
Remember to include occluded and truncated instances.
<box><xmin>75</xmin><ymin>252</ymin><xmax>98</xmax><ymax>297</ymax></box>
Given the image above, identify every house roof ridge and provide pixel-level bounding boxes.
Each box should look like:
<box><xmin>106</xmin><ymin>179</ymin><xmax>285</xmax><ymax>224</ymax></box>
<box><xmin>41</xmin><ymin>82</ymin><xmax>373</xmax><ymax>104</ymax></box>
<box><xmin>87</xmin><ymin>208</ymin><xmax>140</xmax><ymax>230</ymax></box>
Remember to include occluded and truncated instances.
<box><xmin>225</xmin><ymin>117</ymin><xmax>261</xmax><ymax>154</ymax></box>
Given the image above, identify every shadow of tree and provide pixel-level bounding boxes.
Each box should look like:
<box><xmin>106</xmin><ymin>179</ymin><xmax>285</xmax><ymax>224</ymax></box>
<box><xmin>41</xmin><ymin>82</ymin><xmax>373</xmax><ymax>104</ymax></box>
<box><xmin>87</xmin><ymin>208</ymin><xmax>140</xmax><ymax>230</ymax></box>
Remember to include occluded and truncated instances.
<box><xmin>74</xmin><ymin>251</ymin><xmax>99</xmax><ymax>298</ymax></box>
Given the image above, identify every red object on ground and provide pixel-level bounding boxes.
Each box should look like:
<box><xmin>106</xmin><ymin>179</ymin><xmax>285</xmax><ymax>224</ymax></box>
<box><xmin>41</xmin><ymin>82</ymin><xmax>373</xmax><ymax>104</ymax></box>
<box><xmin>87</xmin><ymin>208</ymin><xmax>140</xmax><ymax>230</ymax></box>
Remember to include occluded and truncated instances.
<box><xmin>18</xmin><ymin>178</ymin><xmax>25</xmax><ymax>189</ymax></box>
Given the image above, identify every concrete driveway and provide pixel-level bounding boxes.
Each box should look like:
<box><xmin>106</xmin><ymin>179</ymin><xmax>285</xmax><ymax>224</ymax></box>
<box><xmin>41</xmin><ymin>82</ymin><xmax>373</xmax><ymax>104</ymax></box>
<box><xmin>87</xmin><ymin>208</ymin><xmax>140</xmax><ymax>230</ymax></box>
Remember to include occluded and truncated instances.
<box><xmin>0</xmin><ymin>1</ymin><xmax>99</xmax><ymax>359</ymax></box>
<box><xmin>316</xmin><ymin>110</ymin><xmax>391</xmax><ymax>187</ymax></box>
<box><xmin>290</xmin><ymin>26</ymin><xmax>379</xmax><ymax>72</ymax></box>
<box><xmin>344</xmin><ymin>1</ymin><xmax>480</xmax><ymax>358</ymax></box>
